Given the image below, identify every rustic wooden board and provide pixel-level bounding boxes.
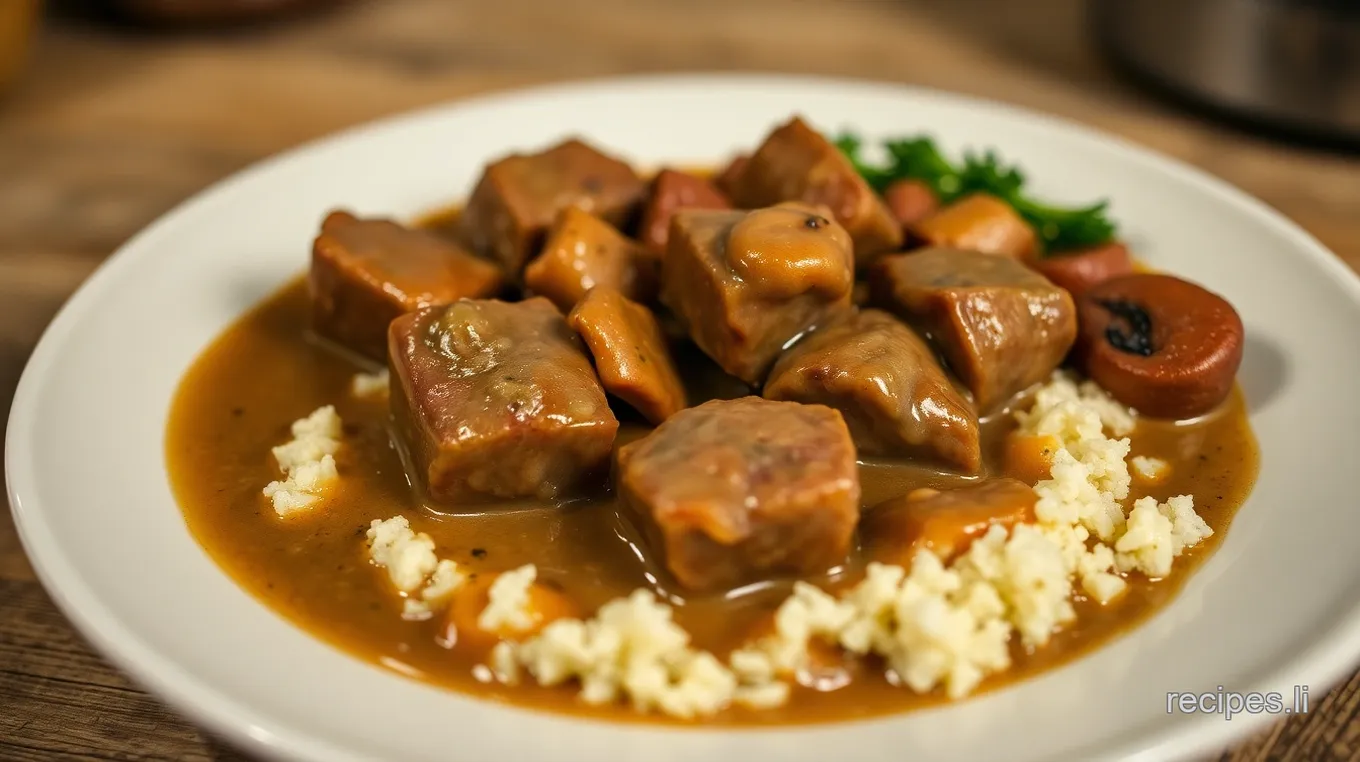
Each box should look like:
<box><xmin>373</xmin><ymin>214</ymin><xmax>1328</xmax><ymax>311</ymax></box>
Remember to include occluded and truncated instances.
<box><xmin>2</xmin><ymin>0</ymin><xmax>1358</xmax><ymax>759</ymax></box>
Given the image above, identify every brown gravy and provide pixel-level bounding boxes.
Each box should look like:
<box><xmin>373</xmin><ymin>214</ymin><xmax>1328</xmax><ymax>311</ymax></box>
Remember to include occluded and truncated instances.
<box><xmin>167</xmin><ymin>267</ymin><xmax>1258</xmax><ymax>725</ymax></box>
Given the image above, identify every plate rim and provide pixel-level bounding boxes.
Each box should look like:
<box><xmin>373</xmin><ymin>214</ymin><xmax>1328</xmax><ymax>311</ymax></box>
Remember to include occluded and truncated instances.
<box><xmin>8</xmin><ymin>71</ymin><xmax>1360</xmax><ymax>762</ymax></box>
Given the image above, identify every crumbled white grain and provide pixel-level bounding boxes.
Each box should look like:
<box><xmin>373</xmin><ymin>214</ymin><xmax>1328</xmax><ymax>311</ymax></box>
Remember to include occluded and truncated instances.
<box><xmin>1075</xmin><ymin>542</ymin><xmax>1127</xmax><ymax>603</ymax></box>
<box><xmin>741</xmin><ymin>559</ymin><xmax>1011</xmax><ymax>701</ymax></box>
<box><xmin>403</xmin><ymin>559</ymin><xmax>466</xmax><ymax>620</ymax></box>
<box><xmin>1017</xmin><ymin>371</ymin><xmax>1136</xmax><ymax>438</ymax></box>
<box><xmin>366</xmin><ymin>516</ymin><xmax>438</xmax><ymax>593</ymax></box>
<box><xmin>1130</xmin><ymin>455</ymin><xmax>1171</xmax><ymax>484</ymax></box>
<box><xmin>851</xmin><ymin>557</ymin><xmax>1011</xmax><ymax>699</ymax></box>
<box><xmin>732</xmin><ymin>680</ymin><xmax>792</xmax><ymax>709</ymax></box>
<box><xmin>366</xmin><ymin>516</ymin><xmax>465</xmax><ymax>618</ymax></box>
<box><xmin>1114</xmin><ymin>495</ymin><xmax>1210</xmax><ymax>578</ymax></box>
<box><xmin>956</xmin><ymin>523</ymin><xmax>1074</xmax><ymax>649</ymax></box>
<box><xmin>478</xmin><ymin>564</ymin><xmax>539</xmax><ymax>634</ymax></box>
<box><xmin>263</xmin><ymin>406</ymin><xmax>342</xmax><ymax>516</ymax></box>
<box><xmin>1017</xmin><ymin>377</ymin><xmax>1209</xmax><ymax>594</ymax></box>
<box><xmin>489</xmin><ymin>589</ymin><xmax>784</xmax><ymax>718</ymax></box>
<box><xmin>351</xmin><ymin>369</ymin><xmax>390</xmax><ymax>399</ymax></box>
<box><xmin>1162</xmin><ymin>494</ymin><xmax>1214</xmax><ymax>553</ymax></box>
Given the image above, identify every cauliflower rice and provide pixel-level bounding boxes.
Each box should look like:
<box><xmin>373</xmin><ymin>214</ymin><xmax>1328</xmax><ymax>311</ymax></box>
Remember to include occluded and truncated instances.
<box><xmin>351</xmin><ymin>369</ymin><xmax>390</xmax><ymax>399</ymax></box>
<box><xmin>366</xmin><ymin>515</ymin><xmax>465</xmax><ymax>619</ymax></box>
<box><xmin>262</xmin><ymin>405</ymin><xmax>342</xmax><ymax>516</ymax></box>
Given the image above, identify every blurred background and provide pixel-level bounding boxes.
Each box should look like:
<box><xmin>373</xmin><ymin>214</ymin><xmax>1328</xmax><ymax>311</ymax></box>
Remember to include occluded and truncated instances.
<box><xmin>1</xmin><ymin>1</ymin><xmax>1358</xmax><ymax>760</ymax></box>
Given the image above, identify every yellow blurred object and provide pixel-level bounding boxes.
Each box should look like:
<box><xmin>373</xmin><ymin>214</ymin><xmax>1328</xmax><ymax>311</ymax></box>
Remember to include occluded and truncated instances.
<box><xmin>0</xmin><ymin>0</ymin><xmax>40</xmax><ymax>97</ymax></box>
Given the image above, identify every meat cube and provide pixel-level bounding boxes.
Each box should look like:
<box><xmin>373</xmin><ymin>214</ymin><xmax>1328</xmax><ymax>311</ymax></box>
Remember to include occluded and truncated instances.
<box><xmin>1022</xmin><ymin>241</ymin><xmax>1133</xmax><ymax>299</ymax></box>
<box><xmin>862</xmin><ymin>479</ymin><xmax>1037</xmax><ymax>565</ymax></box>
<box><xmin>662</xmin><ymin>202</ymin><xmax>855</xmax><ymax>384</ymax></box>
<box><xmin>763</xmin><ymin>309</ymin><xmax>980</xmax><ymax>472</ymax></box>
<box><xmin>911</xmin><ymin>193</ymin><xmax>1036</xmax><ymax>259</ymax></box>
<box><xmin>616</xmin><ymin>397</ymin><xmax>860</xmax><ymax>592</ymax></box>
<box><xmin>729</xmin><ymin>117</ymin><xmax>903</xmax><ymax>263</ymax></box>
<box><xmin>523</xmin><ymin>208</ymin><xmax>655</xmax><ymax>311</ymax></box>
<box><xmin>637</xmin><ymin>169</ymin><xmax>731</xmax><ymax>255</ymax></box>
<box><xmin>388</xmin><ymin>297</ymin><xmax>618</xmax><ymax>504</ymax></box>
<box><xmin>883</xmin><ymin>179</ymin><xmax>940</xmax><ymax>232</ymax></box>
<box><xmin>309</xmin><ymin>210</ymin><xmax>506</xmax><ymax>361</ymax></box>
<box><xmin>458</xmin><ymin>138</ymin><xmax>646</xmax><ymax>274</ymax></box>
<box><xmin>871</xmin><ymin>248</ymin><xmax>1077</xmax><ymax>413</ymax></box>
<box><xmin>567</xmin><ymin>286</ymin><xmax>687</xmax><ymax>424</ymax></box>
<box><xmin>713</xmin><ymin>154</ymin><xmax>749</xmax><ymax>197</ymax></box>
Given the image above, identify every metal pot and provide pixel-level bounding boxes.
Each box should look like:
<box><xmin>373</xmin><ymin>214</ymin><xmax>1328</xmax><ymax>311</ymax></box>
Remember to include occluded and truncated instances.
<box><xmin>1092</xmin><ymin>0</ymin><xmax>1360</xmax><ymax>145</ymax></box>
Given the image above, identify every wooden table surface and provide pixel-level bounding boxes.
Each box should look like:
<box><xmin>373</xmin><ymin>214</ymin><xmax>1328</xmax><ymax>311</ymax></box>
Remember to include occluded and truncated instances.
<box><xmin>3</xmin><ymin>1</ymin><xmax>1359</xmax><ymax>759</ymax></box>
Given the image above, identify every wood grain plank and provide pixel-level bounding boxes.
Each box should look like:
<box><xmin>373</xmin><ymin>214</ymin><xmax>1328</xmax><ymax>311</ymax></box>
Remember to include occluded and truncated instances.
<box><xmin>0</xmin><ymin>581</ymin><xmax>220</xmax><ymax>761</ymax></box>
<box><xmin>2</xmin><ymin>0</ymin><xmax>1358</xmax><ymax>759</ymax></box>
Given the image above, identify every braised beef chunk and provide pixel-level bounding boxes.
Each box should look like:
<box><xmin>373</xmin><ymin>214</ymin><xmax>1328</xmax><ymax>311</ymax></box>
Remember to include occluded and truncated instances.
<box><xmin>871</xmin><ymin>248</ymin><xmax>1077</xmax><ymax>413</ymax></box>
<box><xmin>911</xmin><ymin>193</ymin><xmax>1036</xmax><ymax>259</ymax></box>
<box><xmin>638</xmin><ymin>169</ymin><xmax>731</xmax><ymax>255</ymax></box>
<box><xmin>764</xmin><ymin>309</ymin><xmax>980</xmax><ymax>472</ymax></box>
<box><xmin>616</xmin><ymin>397</ymin><xmax>860</xmax><ymax>592</ymax></box>
<box><xmin>523</xmin><ymin>208</ymin><xmax>656</xmax><ymax>312</ymax></box>
<box><xmin>458</xmin><ymin>139</ymin><xmax>646</xmax><ymax>275</ymax></box>
<box><xmin>729</xmin><ymin>117</ymin><xmax>903</xmax><ymax>263</ymax></box>
<box><xmin>388</xmin><ymin>297</ymin><xmax>618</xmax><ymax>504</ymax></box>
<box><xmin>862</xmin><ymin>479</ymin><xmax>1037</xmax><ymax>565</ymax></box>
<box><xmin>883</xmin><ymin>179</ymin><xmax>940</xmax><ymax>233</ymax></box>
<box><xmin>309</xmin><ymin>210</ymin><xmax>506</xmax><ymax>361</ymax></box>
<box><xmin>662</xmin><ymin>202</ymin><xmax>855</xmax><ymax>384</ymax></box>
<box><xmin>713</xmin><ymin>154</ymin><xmax>750</xmax><ymax>197</ymax></box>
<box><xmin>567</xmin><ymin>287</ymin><xmax>686</xmax><ymax>424</ymax></box>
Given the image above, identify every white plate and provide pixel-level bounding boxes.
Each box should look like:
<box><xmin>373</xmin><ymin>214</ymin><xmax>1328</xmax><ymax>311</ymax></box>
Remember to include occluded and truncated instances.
<box><xmin>8</xmin><ymin>74</ymin><xmax>1360</xmax><ymax>762</ymax></box>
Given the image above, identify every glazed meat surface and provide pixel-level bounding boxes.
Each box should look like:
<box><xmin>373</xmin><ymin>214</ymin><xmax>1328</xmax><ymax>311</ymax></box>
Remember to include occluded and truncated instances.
<box><xmin>661</xmin><ymin>202</ymin><xmax>855</xmax><ymax>384</ymax></box>
<box><xmin>862</xmin><ymin>479</ymin><xmax>1038</xmax><ymax>565</ymax></box>
<box><xmin>523</xmin><ymin>207</ymin><xmax>656</xmax><ymax>311</ymax></box>
<box><xmin>728</xmin><ymin>117</ymin><xmax>902</xmax><ymax>264</ymax></box>
<box><xmin>458</xmin><ymin>138</ymin><xmax>646</xmax><ymax>274</ymax></box>
<box><xmin>637</xmin><ymin>169</ymin><xmax>731</xmax><ymax>255</ymax></box>
<box><xmin>764</xmin><ymin>309</ymin><xmax>980</xmax><ymax>472</ymax></box>
<box><xmin>309</xmin><ymin>210</ymin><xmax>506</xmax><ymax>361</ymax></box>
<box><xmin>616</xmin><ymin>397</ymin><xmax>861</xmax><ymax>592</ymax></box>
<box><xmin>871</xmin><ymin>248</ymin><xmax>1077</xmax><ymax>413</ymax></box>
<box><xmin>910</xmin><ymin>193</ymin><xmax>1037</xmax><ymax>259</ymax></box>
<box><xmin>388</xmin><ymin>297</ymin><xmax>618</xmax><ymax>504</ymax></box>
<box><xmin>567</xmin><ymin>286</ymin><xmax>687</xmax><ymax>424</ymax></box>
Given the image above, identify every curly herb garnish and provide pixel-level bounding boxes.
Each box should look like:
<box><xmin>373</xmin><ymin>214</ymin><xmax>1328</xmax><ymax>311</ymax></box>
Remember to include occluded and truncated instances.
<box><xmin>835</xmin><ymin>133</ymin><xmax>1117</xmax><ymax>254</ymax></box>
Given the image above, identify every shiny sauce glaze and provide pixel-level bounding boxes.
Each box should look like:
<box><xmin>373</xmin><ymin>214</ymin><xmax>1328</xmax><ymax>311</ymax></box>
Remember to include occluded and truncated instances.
<box><xmin>168</xmin><ymin>208</ymin><xmax>1259</xmax><ymax>723</ymax></box>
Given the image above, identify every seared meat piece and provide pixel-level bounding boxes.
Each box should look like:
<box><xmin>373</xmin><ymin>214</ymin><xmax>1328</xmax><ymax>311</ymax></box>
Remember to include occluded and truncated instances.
<box><xmin>862</xmin><ymin>479</ymin><xmax>1037</xmax><ymax>565</ymax></box>
<box><xmin>662</xmin><ymin>202</ymin><xmax>855</xmax><ymax>384</ymax></box>
<box><xmin>871</xmin><ymin>248</ymin><xmax>1077</xmax><ymax>413</ymax></box>
<box><xmin>388</xmin><ymin>297</ymin><xmax>618</xmax><ymax>504</ymax></box>
<box><xmin>567</xmin><ymin>286</ymin><xmax>687</xmax><ymax>424</ymax></box>
<box><xmin>911</xmin><ymin>193</ymin><xmax>1037</xmax><ymax>259</ymax></box>
<box><xmin>764</xmin><ymin>309</ymin><xmax>980</xmax><ymax>472</ymax></box>
<box><xmin>1023</xmin><ymin>241</ymin><xmax>1134</xmax><ymax>300</ymax></box>
<box><xmin>637</xmin><ymin>169</ymin><xmax>731</xmax><ymax>255</ymax></box>
<box><xmin>458</xmin><ymin>138</ymin><xmax>646</xmax><ymax>274</ymax></box>
<box><xmin>523</xmin><ymin>208</ymin><xmax>655</xmax><ymax>311</ymax></box>
<box><xmin>616</xmin><ymin>397</ymin><xmax>860</xmax><ymax>592</ymax></box>
<box><xmin>729</xmin><ymin>117</ymin><xmax>903</xmax><ymax>263</ymax></box>
<box><xmin>883</xmin><ymin>179</ymin><xmax>940</xmax><ymax>233</ymax></box>
<box><xmin>713</xmin><ymin>154</ymin><xmax>749</xmax><ymax>197</ymax></box>
<box><xmin>309</xmin><ymin>210</ymin><xmax>506</xmax><ymax>361</ymax></box>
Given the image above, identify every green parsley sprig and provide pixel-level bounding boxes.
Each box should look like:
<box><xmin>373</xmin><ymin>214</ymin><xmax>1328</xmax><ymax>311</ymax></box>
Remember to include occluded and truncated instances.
<box><xmin>835</xmin><ymin>133</ymin><xmax>1117</xmax><ymax>254</ymax></box>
